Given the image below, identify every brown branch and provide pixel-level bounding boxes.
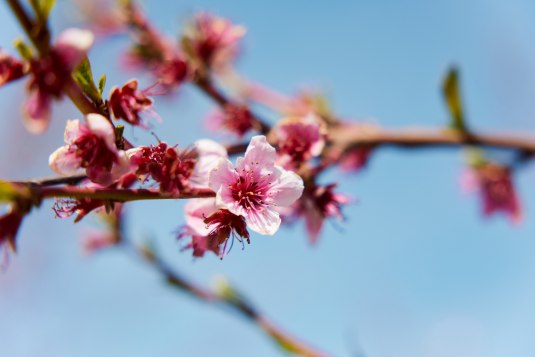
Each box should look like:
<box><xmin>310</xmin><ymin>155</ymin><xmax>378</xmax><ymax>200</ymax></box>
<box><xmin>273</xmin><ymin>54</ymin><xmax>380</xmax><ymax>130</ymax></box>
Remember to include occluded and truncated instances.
<box><xmin>33</xmin><ymin>186</ymin><xmax>215</xmax><ymax>202</ymax></box>
<box><xmin>330</xmin><ymin>126</ymin><xmax>535</xmax><ymax>153</ymax></box>
<box><xmin>132</xmin><ymin>239</ymin><xmax>329</xmax><ymax>357</ymax></box>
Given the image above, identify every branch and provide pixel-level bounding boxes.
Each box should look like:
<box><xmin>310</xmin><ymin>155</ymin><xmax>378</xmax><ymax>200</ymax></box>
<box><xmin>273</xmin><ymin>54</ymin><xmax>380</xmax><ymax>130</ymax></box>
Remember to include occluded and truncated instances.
<box><xmin>129</xmin><ymin>239</ymin><xmax>328</xmax><ymax>357</ymax></box>
<box><xmin>33</xmin><ymin>186</ymin><xmax>215</xmax><ymax>202</ymax></box>
<box><xmin>330</xmin><ymin>125</ymin><xmax>535</xmax><ymax>153</ymax></box>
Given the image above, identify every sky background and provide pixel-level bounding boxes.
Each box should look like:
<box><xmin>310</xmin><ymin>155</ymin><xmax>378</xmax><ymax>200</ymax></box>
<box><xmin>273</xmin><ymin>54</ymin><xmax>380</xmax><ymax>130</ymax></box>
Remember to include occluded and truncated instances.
<box><xmin>2</xmin><ymin>0</ymin><xmax>535</xmax><ymax>356</ymax></box>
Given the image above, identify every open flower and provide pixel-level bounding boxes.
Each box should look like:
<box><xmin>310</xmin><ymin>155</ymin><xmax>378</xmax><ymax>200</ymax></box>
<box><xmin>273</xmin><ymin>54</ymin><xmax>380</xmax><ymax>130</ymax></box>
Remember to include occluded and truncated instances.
<box><xmin>109</xmin><ymin>79</ymin><xmax>154</xmax><ymax>127</ymax></box>
<box><xmin>182</xmin><ymin>12</ymin><xmax>246</xmax><ymax>70</ymax></box>
<box><xmin>24</xmin><ymin>28</ymin><xmax>94</xmax><ymax>134</ymax></box>
<box><xmin>275</xmin><ymin>113</ymin><xmax>326</xmax><ymax>169</ymax></box>
<box><xmin>209</xmin><ymin>135</ymin><xmax>304</xmax><ymax>235</ymax></box>
<box><xmin>461</xmin><ymin>163</ymin><xmax>522</xmax><ymax>223</ymax></box>
<box><xmin>129</xmin><ymin>142</ymin><xmax>197</xmax><ymax>193</ymax></box>
<box><xmin>179</xmin><ymin>198</ymin><xmax>249</xmax><ymax>258</ymax></box>
<box><xmin>49</xmin><ymin>113</ymin><xmax>130</xmax><ymax>185</ymax></box>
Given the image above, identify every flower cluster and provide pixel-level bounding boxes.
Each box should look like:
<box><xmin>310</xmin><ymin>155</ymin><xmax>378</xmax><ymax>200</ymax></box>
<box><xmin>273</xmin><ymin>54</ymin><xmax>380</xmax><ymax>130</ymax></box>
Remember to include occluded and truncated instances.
<box><xmin>180</xmin><ymin>136</ymin><xmax>304</xmax><ymax>257</ymax></box>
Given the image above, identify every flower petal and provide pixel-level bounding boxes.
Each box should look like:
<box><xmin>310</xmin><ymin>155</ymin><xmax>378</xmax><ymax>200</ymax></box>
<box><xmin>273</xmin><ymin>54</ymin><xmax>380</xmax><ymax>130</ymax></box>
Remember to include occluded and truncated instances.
<box><xmin>184</xmin><ymin>198</ymin><xmax>218</xmax><ymax>236</ymax></box>
<box><xmin>86</xmin><ymin>113</ymin><xmax>117</xmax><ymax>153</ymax></box>
<box><xmin>238</xmin><ymin>135</ymin><xmax>276</xmax><ymax>171</ymax></box>
<box><xmin>49</xmin><ymin>145</ymin><xmax>82</xmax><ymax>176</ymax></box>
<box><xmin>55</xmin><ymin>28</ymin><xmax>94</xmax><ymax>68</ymax></box>
<box><xmin>23</xmin><ymin>89</ymin><xmax>51</xmax><ymax>134</ymax></box>
<box><xmin>268</xmin><ymin>166</ymin><xmax>304</xmax><ymax>206</ymax></box>
<box><xmin>245</xmin><ymin>208</ymin><xmax>281</xmax><ymax>235</ymax></box>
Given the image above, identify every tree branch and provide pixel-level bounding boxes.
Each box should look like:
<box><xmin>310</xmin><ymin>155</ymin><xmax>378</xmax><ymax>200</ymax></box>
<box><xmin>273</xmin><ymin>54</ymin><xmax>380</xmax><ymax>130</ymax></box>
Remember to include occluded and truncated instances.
<box><xmin>130</xmin><ymin>239</ymin><xmax>328</xmax><ymax>357</ymax></box>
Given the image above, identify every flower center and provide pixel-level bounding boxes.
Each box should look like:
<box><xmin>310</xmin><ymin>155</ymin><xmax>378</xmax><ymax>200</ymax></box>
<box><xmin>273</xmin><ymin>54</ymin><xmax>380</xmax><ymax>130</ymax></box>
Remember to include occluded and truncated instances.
<box><xmin>231</xmin><ymin>174</ymin><xmax>265</xmax><ymax>210</ymax></box>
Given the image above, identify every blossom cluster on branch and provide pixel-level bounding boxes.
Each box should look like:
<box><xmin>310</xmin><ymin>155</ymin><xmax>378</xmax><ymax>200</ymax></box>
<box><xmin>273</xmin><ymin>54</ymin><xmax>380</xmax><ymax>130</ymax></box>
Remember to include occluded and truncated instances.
<box><xmin>0</xmin><ymin>0</ymin><xmax>531</xmax><ymax>355</ymax></box>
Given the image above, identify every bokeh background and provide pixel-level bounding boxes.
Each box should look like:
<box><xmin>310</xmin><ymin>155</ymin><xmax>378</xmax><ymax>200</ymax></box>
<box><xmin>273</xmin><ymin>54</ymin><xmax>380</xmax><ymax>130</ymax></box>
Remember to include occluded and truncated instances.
<box><xmin>2</xmin><ymin>0</ymin><xmax>535</xmax><ymax>356</ymax></box>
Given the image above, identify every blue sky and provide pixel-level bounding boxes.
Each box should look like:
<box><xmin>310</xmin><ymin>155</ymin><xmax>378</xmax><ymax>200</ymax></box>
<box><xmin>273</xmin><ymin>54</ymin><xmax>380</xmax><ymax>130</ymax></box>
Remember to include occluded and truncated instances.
<box><xmin>2</xmin><ymin>0</ymin><xmax>535</xmax><ymax>356</ymax></box>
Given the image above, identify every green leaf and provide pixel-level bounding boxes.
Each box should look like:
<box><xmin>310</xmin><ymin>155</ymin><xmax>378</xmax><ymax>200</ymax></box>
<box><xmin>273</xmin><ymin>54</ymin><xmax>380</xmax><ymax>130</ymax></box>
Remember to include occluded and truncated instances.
<box><xmin>98</xmin><ymin>75</ymin><xmax>107</xmax><ymax>96</ymax></box>
<box><xmin>13</xmin><ymin>39</ymin><xmax>33</xmax><ymax>61</ymax></box>
<box><xmin>442</xmin><ymin>67</ymin><xmax>468</xmax><ymax>132</ymax></box>
<box><xmin>30</xmin><ymin>0</ymin><xmax>56</xmax><ymax>21</ymax></box>
<box><xmin>72</xmin><ymin>58</ymin><xmax>101</xmax><ymax>102</ymax></box>
<box><xmin>0</xmin><ymin>181</ymin><xmax>30</xmax><ymax>203</ymax></box>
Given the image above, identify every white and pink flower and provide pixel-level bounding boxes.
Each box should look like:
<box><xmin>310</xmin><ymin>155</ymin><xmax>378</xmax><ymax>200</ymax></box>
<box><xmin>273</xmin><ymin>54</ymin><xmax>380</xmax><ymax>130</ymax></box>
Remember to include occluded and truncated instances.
<box><xmin>49</xmin><ymin>113</ymin><xmax>130</xmax><ymax>185</ymax></box>
<box><xmin>209</xmin><ymin>135</ymin><xmax>304</xmax><ymax>235</ymax></box>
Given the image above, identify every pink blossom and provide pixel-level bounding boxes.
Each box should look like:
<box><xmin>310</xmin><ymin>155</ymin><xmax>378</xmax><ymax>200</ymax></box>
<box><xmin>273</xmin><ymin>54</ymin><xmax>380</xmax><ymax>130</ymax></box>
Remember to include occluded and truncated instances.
<box><xmin>206</xmin><ymin>103</ymin><xmax>254</xmax><ymax>137</ymax></box>
<box><xmin>24</xmin><ymin>28</ymin><xmax>94</xmax><ymax>133</ymax></box>
<box><xmin>209</xmin><ymin>135</ymin><xmax>304</xmax><ymax>235</ymax></box>
<box><xmin>339</xmin><ymin>146</ymin><xmax>372</xmax><ymax>172</ymax></box>
<box><xmin>462</xmin><ymin>164</ymin><xmax>522</xmax><ymax>223</ymax></box>
<box><xmin>129</xmin><ymin>142</ymin><xmax>197</xmax><ymax>193</ymax></box>
<box><xmin>297</xmin><ymin>184</ymin><xmax>350</xmax><ymax>244</ymax></box>
<box><xmin>183</xmin><ymin>12</ymin><xmax>246</xmax><ymax>70</ymax></box>
<box><xmin>275</xmin><ymin>113</ymin><xmax>326</xmax><ymax>169</ymax></box>
<box><xmin>179</xmin><ymin>198</ymin><xmax>249</xmax><ymax>258</ymax></box>
<box><xmin>109</xmin><ymin>79</ymin><xmax>154</xmax><ymax>127</ymax></box>
<box><xmin>152</xmin><ymin>58</ymin><xmax>189</xmax><ymax>89</ymax></box>
<box><xmin>0</xmin><ymin>50</ymin><xmax>26</xmax><ymax>87</ymax></box>
<box><xmin>189</xmin><ymin>139</ymin><xmax>228</xmax><ymax>189</ymax></box>
<box><xmin>49</xmin><ymin>113</ymin><xmax>130</xmax><ymax>186</ymax></box>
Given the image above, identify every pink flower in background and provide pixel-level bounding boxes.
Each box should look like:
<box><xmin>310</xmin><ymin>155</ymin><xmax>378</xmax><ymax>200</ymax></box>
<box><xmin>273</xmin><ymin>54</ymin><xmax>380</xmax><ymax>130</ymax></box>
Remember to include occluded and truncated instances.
<box><xmin>0</xmin><ymin>50</ymin><xmax>26</xmax><ymax>86</ymax></box>
<box><xmin>461</xmin><ymin>163</ymin><xmax>522</xmax><ymax>223</ymax></box>
<box><xmin>109</xmin><ymin>79</ymin><xmax>154</xmax><ymax>127</ymax></box>
<box><xmin>24</xmin><ymin>28</ymin><xmax>94</xmax><ymax>134</ymax></box>
<box><xmin>206</xmin><ymin>103</ymin><xmax>254</xmax><ymax>137</ymax></box>
<box><xmin>82</xmin><ymin>230</ymin><xmax>118</xmax><ymax>254</ymax></box>
<box><xmin>183</xmin><ymin>12</ymin><xmax>246</xmax><ymax>70</ymax></box>
<box><xmin>152</xmin><ymin>57</ymin><xmax>189</xmax><ymax>88</ymax></box>
<box><xmin>49</xmin><ymin>114</ymin><xmax>130</xmax><ymax>185</ymax></box>
<box><xmin>275</xmin><ymin>113</ymin><xmax>326</xmax><ymax>169</ymax></box>
<box><xmin>339</xmin><ymin>146</ymin><xmax>372</xmax><ymax>172</ymax></box>
<box><xmin>299</xmin><ymin>184</ymin><xmax>350</xmax><ymax>244</ymax></box>
<box><xmin>209</xmin><ymin>135</ymin><xmax>304</xmax><ymax>235</ymax></box>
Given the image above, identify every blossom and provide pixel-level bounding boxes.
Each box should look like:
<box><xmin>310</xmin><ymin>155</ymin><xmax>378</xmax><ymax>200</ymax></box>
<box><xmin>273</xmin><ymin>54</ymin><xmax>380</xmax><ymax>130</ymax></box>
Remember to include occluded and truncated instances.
<box><xmin>82</xmin><ymin>230</ymin><xmax>118</xmax><ymax>254</ymax></box>
<box><xmin>152</xmin><ymin>58</ymin><xmax>189</xmax><ymax>88</ymax></box>
<box><xmin>109</xmin><ymin>79</ymin><xmax>153</xmax><ymax>127</ymax></box>
<box><xmin>24</xmin><ymin>28</ymin><xmax>94</xmax><ymax>134</ymax></box>
<box><xmin>49</xmin><ymin>113</ymin><xmax>130</xmax><ymax>185</ymax></box>
<box><xmin>275</xmin><ymin>113</ymin><xmax>326</xmax><ymax>169</ymax></box>
<box><xmin>179</xmin><ymin>198</ymin><xmax>249</xmax><ymax>258</ymax></box>
<box><xmin>209</xmin><ymin>135</ymin><xmax>304</xmax><ymax>235</ymax></box>
<box><xmin>129</xmin><ymin>142</ymin><xmax>197</xmax><ymax>193</ymax></box>
<box><xmin>0</xmin><ymin>50</ymin><xmax>26</xmax><ymax>87</ymax></box>
<box><xmin>461</xmin><ymin>163</ymin><xmax>522</xmax><ymax>223</ymax></box>
<box><xmin>291</xmin><ymin>184</ymin><xmax>350</xmax><ymax>244</ymax></box>
<box><xmin>189</xmin><ymin>139</ymin><xmax>228</xmax><ymax>188</ymax></box>
<box><xmin>206</xmin><ymin>103</ymin><xmax>254</xmax><ymax>137</ymax></box>
<box><xmin>182</xmin><ymin>12</ymin><xmax>246</xmax><ymax>70</ymax></box>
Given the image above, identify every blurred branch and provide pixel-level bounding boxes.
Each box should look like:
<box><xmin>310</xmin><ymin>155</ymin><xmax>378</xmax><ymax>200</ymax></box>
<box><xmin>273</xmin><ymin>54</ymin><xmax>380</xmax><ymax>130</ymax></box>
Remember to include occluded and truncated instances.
<box><xmin>128</xmin><ymin>238</ymin><xmax>329</xmax><ymax>357</ymax></box>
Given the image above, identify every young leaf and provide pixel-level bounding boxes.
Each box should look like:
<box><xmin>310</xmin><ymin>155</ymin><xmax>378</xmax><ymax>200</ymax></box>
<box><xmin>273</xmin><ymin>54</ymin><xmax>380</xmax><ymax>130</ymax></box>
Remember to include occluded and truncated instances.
<box><xmin>72</xmin><ymin>58</ymin><xmax>101</xmax><ymax>102</ymax></box>
<box><xmin>442</xmin><ymin>67</ymin><xmax>468</xmax><ymax>132</ymax></box>
<box><xmin>98</xmin><ymin>75</ymin><xmax>107</xmax><ymax>96</ymax></box>
<box><xmin>13</xmin><ymin>39</ymin><xmax>33</xmax><ymax>61</ymax></box>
